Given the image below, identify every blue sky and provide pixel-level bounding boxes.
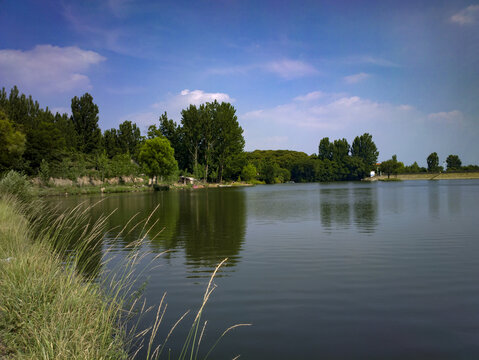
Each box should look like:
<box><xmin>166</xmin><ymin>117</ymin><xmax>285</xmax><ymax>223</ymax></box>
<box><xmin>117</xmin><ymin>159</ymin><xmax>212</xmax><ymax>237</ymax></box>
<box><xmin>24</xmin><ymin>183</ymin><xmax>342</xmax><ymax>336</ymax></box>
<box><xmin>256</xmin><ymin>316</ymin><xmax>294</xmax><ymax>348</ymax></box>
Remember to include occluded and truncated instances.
<box><xmin>1</xmin><ymin>0</ymin><xmax>478</xmax><ymax>165</ymax></box>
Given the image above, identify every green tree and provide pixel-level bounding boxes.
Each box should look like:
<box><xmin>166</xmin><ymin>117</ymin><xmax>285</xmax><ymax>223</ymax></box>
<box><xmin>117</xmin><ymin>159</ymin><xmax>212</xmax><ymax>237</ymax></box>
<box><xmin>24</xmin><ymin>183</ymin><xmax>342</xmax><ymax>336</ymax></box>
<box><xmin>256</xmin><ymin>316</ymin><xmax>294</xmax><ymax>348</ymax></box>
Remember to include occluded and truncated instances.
<box><xmin>103</xmin><ymin>128</ymin><xmax>121</xmax><ymax>158</ymax></box>
<box><xmin>331</xmin><ymin>138</ymin><xmax>350</xmax><ymax>162</ymax></box>
<box><xmin>138</xmin><ymin>137</ymin><xmax>178</xmax><ymax>183</ymax></box>
<box><xmin>54</xmin><ymin>112</ymin><xmax>77</xmax><ymax>150</ymax></box>
<box><xmin>181</xmin><ymin>105</ymin><xmax>203</xmax><ymax>177</ymax></box>
<box><xmin>318</xmin><ymin>137</ymin><xmax>333</xmax><ymax>161</ymax></box>
<box><xmin>71</xmin><ymin>93</ymin><xmax>102</xmax><ymax>154</ymax></box>
<box><xmin>380</xmin><ymin>155</ymin><xmax>401</xmax><ymax>179</ymax></box>
<box><xmin>211</xmin><ymin>101</ymin><xmax>244</xmax><ymax>182</ymax></box>
<box><xmin>118</xmin><ymin>120</ymin><xmax>141</xmax><ymax>157</ymax></box>
<box><xmin>0</xmin><ymin>110</ymin><xmax>26</xmax><ymax>170</ymax></box>
<box><xmin>241</xmin><ymin>163</ymin><xmax>257</xmax><ymax>182</ymax></box>
<box><xmin>351</xmin><ymin>133</ymin><xmax>379</xmax><ymax>169</ymax></box>
<box><xmin>446</xmin><ymin>154</ymin><xmax>462</xmax><ymax>171</ymax></box>
<box><xmin>427</xmin><ymin>152</ymin><xmax>439</xmax><ymax>172</ymax></box>
<box><xmin>158</xmin><ymin>112</ymin><xmax>189</xmax><ymax>171</ymax></box>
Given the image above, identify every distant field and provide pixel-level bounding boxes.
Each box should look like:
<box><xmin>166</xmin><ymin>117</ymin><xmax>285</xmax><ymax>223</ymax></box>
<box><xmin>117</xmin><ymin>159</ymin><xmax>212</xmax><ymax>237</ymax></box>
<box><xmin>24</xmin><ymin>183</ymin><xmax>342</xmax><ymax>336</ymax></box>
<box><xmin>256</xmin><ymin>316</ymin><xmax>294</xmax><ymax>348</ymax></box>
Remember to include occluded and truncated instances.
<box><xmin>374</xmin><ymin>172</ymin><xmax>479</xmax><ymax>181</ymax></box>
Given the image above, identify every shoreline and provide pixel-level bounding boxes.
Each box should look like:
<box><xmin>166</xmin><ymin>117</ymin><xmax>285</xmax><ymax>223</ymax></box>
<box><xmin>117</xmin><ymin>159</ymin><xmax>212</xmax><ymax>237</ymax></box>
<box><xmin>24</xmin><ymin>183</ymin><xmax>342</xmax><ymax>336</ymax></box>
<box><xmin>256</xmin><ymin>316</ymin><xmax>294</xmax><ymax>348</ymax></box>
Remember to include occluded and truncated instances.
<box><xmin>34</xmin><ymin>181</ymin><xmax>256</xmax><ymax>197</ymax></box>
<box><xmin>364</xmin><ymin>172</ymin><xmax>479</xmax><ymax>181</ymax></box>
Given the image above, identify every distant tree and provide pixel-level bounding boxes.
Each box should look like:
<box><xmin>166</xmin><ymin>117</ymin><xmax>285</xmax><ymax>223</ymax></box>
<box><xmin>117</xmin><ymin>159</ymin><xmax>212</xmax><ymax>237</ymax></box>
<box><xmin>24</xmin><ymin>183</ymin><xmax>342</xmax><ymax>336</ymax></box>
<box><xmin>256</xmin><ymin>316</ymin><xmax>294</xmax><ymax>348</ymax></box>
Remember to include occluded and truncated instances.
<box><xmin>71</xmin><ymin>93</ymin><xmax>102</xmax><ymax>154</ymax></box>
<box><xmin>0</xmin><ymin>110</ymin><xmax>26</xmax><ymax>170</ymax></box>
<box><xmin>158</xmin><ymin>112</ymin><xmax>177</xmax><ymax>141</ymax></box>
<box><xmin>427</xmin><ymin>152</ymin><xmax>439</xmax><ymax>172</ymax></box>
<box><xmin>147</xmin><ymin>125</ymin><xmax>162</xmax><ymax>139</ymax></box>
<box><xmin>181</xmin><ymin>105</ymin><xmax>203</xmax><ymax>177</ymax></box>
<box><xmin>331</xmin><ymin>138</ymin><xmax>350</xmax><ymax>162</ymax></box>
<box><xmin>138</xmin><ymin>137</ymin><xmax>178</xmax><ymax>183</ymax></box>
<box><xmin>54</xmin><ymin>112</ymin><xmax>77</xmax><ymax>150</ymax></box>
<box><xmin>404</xmin><ymin>161</ymin><xmax>424</xmax><ymax>173</ymax></box>
<box><xmin>241</xmin><ymin>163</ymin><xmax>257</xmax><ymax>182</ymax></box>
<box><xmin>24</xmin><ymin>121</ymin><xmax>65</xmax><ymax>169</ymax></box>
<box><xmin>211</xmin><ymin>101</ymin><xmax>244</xmax><ymax>182</ymax></box>
<box><xmin>446</xmin><ymin>154</ymin><xmax>462</xmax><ymax>171</ymax></box>
<box><xmin>351</xmin><ymin>133</ymin><xmax>379</xmax><ymax>169</ymax></box>
<box><xmin>158</xmin><ymin>112</ymin><xmax>189</xmax><ymax>171</ymax></box>
<box><xmin>380</xmin><ymin>155</ymin><xmax>401</xmax><ymax>179</ymax></box>
<box><xmin>118</xmin><ymin>120</ymin><xmax>141</xmax><ymax>157</ymax></box>
<box><xmin>103</xmin><ymin>129</ymin><xmax>121</xmax><ymax>158</ymax></box>
<box><xmin>318</xmin><ymin>137</ymin><xmax>333</xmax><ymax>161</ymax></box>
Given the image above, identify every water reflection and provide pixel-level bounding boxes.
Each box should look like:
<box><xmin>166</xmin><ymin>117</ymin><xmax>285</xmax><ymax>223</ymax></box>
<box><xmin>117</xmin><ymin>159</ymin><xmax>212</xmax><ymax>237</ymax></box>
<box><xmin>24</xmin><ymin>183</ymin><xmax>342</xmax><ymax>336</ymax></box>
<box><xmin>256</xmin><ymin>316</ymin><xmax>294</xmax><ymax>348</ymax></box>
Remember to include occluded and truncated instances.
<box><xmin>320</xmin><ymin>185</ymin><xmax>378</xmax><ymax>233</ymax></box>
<box><xmin>51</xmin><ymin>189</ymin><xmax>247</xmax><ymax>274</ymax></box>
<box><xmin>428</xmin><ymin>181</ymin><xmax>440</xmax><ymax>218</ymax></box>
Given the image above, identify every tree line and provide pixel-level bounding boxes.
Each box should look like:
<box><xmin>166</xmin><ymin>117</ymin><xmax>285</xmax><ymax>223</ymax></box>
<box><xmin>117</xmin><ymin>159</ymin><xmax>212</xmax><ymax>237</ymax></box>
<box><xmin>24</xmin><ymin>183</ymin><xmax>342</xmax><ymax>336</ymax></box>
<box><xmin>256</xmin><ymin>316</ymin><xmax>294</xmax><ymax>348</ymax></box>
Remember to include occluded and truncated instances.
<box><xmin>1</xmin><ymin>86</ymin><xmax>477</xmax><ymax>184</ymax></box>
<box><xmin>379</xmin><ymin>152</ymin><xmax>479</xmax><ymax>178</ymax></box>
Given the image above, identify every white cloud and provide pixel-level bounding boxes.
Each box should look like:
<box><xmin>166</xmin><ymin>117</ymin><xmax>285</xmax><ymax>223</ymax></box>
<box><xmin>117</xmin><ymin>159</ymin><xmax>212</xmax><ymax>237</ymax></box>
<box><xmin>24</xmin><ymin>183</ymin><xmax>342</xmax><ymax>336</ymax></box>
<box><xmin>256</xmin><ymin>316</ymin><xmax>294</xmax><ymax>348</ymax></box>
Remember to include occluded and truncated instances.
<box><xmin>152</xmin><ymin>89</ymin><xmax>234</xmax><ymax>117</ymax></box>
<box><xmin>264</xmin><ymin>60</ymin><xmax>319</xmax><ymax>79</ymax></box>
<box><xmin>428</xmin><ymin>110</ymin><xmax>464</xmax><ymax>123</ymax></box>
<box><xmin>0</xmin><ymin>45</ymin><xmax>105</xmax><ymax>93</ymax></box>
<box><xmin>451</xmin><ymin>5</ymin><xmax>479</xmax><ymax>25</ymax></box>
<box><xmin>343</xmin><ymin>72</ymin><xmax>371</xmax><ymax>84</ymax></box>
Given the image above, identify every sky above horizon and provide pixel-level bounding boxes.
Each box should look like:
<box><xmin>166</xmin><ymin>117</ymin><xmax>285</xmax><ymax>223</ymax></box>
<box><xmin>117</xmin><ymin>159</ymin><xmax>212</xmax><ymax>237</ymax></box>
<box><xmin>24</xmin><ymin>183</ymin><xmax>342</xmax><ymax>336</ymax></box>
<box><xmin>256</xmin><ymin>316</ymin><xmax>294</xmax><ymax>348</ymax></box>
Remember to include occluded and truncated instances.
<box><xmin>1</xmin><ymin>0</ymin><xmax>478</xmax><ymax>165</ymax></box>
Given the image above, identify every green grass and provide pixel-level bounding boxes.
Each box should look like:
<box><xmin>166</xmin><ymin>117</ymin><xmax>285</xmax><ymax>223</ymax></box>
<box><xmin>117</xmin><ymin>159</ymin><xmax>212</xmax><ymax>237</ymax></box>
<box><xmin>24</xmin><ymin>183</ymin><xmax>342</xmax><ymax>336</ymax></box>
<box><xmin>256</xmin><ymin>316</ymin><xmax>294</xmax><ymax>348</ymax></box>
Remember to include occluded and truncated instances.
<box><xmin>0</xmin><ymin>196</ymin><xmax>129</xmax><ymax>359</ymax></box>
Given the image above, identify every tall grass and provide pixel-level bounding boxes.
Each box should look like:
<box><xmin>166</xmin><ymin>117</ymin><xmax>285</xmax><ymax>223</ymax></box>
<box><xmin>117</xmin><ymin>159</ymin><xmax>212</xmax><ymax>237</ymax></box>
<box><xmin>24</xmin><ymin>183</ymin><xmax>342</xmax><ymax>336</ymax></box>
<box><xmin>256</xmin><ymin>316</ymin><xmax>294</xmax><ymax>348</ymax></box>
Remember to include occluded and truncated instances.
<box><xmin>0</xmin><ymin>193</ymin><xmax>250</xmax><ymax>359</ymax></box>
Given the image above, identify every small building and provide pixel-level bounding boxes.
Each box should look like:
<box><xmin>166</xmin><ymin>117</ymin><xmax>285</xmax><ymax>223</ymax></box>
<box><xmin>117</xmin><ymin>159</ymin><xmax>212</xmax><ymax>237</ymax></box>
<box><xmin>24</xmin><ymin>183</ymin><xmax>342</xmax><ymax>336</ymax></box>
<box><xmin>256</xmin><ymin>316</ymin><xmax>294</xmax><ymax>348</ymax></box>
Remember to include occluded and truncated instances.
<box><xmin>370</xmin><ymin>171</ymin><xmax>375</xmax><ymax>177</ymax></box>
<box><xmin>179</xmin><ymin>176</ymin><xmax>196</xmax><ymax>185</ymax></box>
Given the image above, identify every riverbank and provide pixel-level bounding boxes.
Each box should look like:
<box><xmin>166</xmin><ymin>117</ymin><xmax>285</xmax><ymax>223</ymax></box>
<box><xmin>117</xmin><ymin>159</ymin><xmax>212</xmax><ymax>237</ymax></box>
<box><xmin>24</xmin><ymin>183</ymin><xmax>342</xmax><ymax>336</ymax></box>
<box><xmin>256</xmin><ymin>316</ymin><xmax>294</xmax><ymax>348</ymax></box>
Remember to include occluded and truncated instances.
<box><xmin>34</xmin><ymin>180</ymin><xmax>255</xmax><ymax>197</ymax></box>
<box><xmin>0</xmin><ymin>197</ymin><xmax>128</xmax><ymax>359</ymax></box>
<box><xmin>365</xmin><ymin>172</ymin><xmax>479</xmax><ymax>181</ymax></box>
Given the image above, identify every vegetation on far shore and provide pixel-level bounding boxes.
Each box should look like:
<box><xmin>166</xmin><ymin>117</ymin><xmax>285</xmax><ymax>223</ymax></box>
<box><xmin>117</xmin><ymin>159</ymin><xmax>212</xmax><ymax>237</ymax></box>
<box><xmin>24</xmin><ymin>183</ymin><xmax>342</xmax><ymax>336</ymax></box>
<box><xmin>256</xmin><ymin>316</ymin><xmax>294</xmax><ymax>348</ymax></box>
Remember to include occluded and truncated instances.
<box><xmin>1</xmin><ymin>85</ymin><xmax>478</xmax><ymax>189</ymax></box>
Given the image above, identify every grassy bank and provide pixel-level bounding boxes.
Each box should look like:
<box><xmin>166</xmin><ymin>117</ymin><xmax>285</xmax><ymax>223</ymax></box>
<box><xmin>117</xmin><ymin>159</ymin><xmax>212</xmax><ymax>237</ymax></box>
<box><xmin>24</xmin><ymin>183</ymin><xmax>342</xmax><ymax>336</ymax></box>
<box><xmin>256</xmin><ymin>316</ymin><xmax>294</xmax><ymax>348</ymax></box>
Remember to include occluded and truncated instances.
<box><xmin>36</xmin><ymin>183</ymin><xmax>153</xmax><ymax>196</ymax></box>
<box><xmin>35</xmin><ymin>181</ymin><xmax>256</xmax><ymax>197</ymax></box>
<box><xmin>370</xmin><ymin>171</ymin><xmax>479</xmax><ymax>181</ymax></box>
<box><xmin>0</xmin><ymin>196</ymin><xmax>128</xmax><ymax>359</ymax></box>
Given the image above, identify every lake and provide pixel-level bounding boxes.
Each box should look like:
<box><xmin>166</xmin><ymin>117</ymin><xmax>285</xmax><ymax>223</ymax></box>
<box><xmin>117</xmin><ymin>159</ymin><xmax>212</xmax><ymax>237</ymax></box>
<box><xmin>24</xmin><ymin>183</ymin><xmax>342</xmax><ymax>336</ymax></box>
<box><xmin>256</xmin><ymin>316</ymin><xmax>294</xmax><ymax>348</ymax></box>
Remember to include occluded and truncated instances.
<box><xmin>56</xmin><ymin>180</ymin><xmax>479</xmax><ymax>359</ymax></box>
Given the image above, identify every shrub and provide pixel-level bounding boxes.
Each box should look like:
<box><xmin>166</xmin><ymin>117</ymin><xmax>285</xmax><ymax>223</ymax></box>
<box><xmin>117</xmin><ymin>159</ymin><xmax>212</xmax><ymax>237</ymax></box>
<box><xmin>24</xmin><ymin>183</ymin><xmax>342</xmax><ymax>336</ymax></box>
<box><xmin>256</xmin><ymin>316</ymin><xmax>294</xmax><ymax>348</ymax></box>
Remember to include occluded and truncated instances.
<box><xmin>0</xmin><ymin>170</ymin><xmax>34</xmax><ymax>202</ymax></box>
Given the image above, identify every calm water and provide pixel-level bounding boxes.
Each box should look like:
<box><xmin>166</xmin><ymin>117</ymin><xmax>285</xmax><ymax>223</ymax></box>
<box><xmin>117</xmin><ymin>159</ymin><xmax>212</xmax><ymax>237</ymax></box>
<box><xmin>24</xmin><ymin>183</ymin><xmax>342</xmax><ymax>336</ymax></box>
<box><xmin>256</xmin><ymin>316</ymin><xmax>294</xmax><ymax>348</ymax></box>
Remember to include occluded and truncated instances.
<box><xmin>56</xmin><ymin>180</ymin><xmax>479</xmax><ymax>359</ymax></box>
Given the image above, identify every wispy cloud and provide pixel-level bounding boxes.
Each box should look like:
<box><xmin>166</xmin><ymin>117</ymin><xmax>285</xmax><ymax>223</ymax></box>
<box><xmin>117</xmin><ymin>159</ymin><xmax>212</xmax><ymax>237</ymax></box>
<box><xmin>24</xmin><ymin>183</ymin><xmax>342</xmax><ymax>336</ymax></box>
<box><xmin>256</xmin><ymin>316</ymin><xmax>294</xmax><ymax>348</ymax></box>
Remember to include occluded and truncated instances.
<box><xmin>428</xmin><ymin>110</ymin><xmax>464</xmax><ymax>123</ymax></box>
<box><xmin>264</xmin><ymin>60</ymin><xmax>319</xmax><ymax>79</ymax></box>
<box><xmin>294</xmin><ymin>91</ymin><xmax>325</xmax><ymax>102</ymax></box>
<box><xmin>343</xmin><ymin>55</ymin><xmax>399</xmax><ymax>67</ymax></box>
<box><xmin>243</xmin><ymin>92</ymin><xmax>388</xmax><ymax>130</ymax></box>
<box><xmin>451</xmin><ymin>5</ymin><xmax>479</xmax><ymax>25</ymax></box>
<box><xmin>0</xmin><ymin>45</ymin><xmax>105</xmax><ymax>93</ymax></box>
<box><xmin>209</xmin><ymin>59</ymin><xmax>319</xmax><ymax>79</ymax></box>
<box><xmin>241</xmin><ymin>90</ymin><xmax>475</xmax><ymax>162</ymax></box>
<box><xmin>344</xmin><ymin>72</ymin><xmax>371</xmax><ymax>84</ymax></box>
<box><xmin>61</xmin><ymin>3</ymin><xmax>140</xmax><ymax>56</ymax></box>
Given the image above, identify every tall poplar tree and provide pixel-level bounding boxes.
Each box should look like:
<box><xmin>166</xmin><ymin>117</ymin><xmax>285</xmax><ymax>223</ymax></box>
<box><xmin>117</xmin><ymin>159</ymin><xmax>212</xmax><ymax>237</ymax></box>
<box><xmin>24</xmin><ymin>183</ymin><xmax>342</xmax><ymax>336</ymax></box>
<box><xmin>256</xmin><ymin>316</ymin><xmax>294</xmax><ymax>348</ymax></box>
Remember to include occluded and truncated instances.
<box><xmin>71</xmin><ymin>93</ymin><xmax>101</xmax><ymax>154</ymax></box>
